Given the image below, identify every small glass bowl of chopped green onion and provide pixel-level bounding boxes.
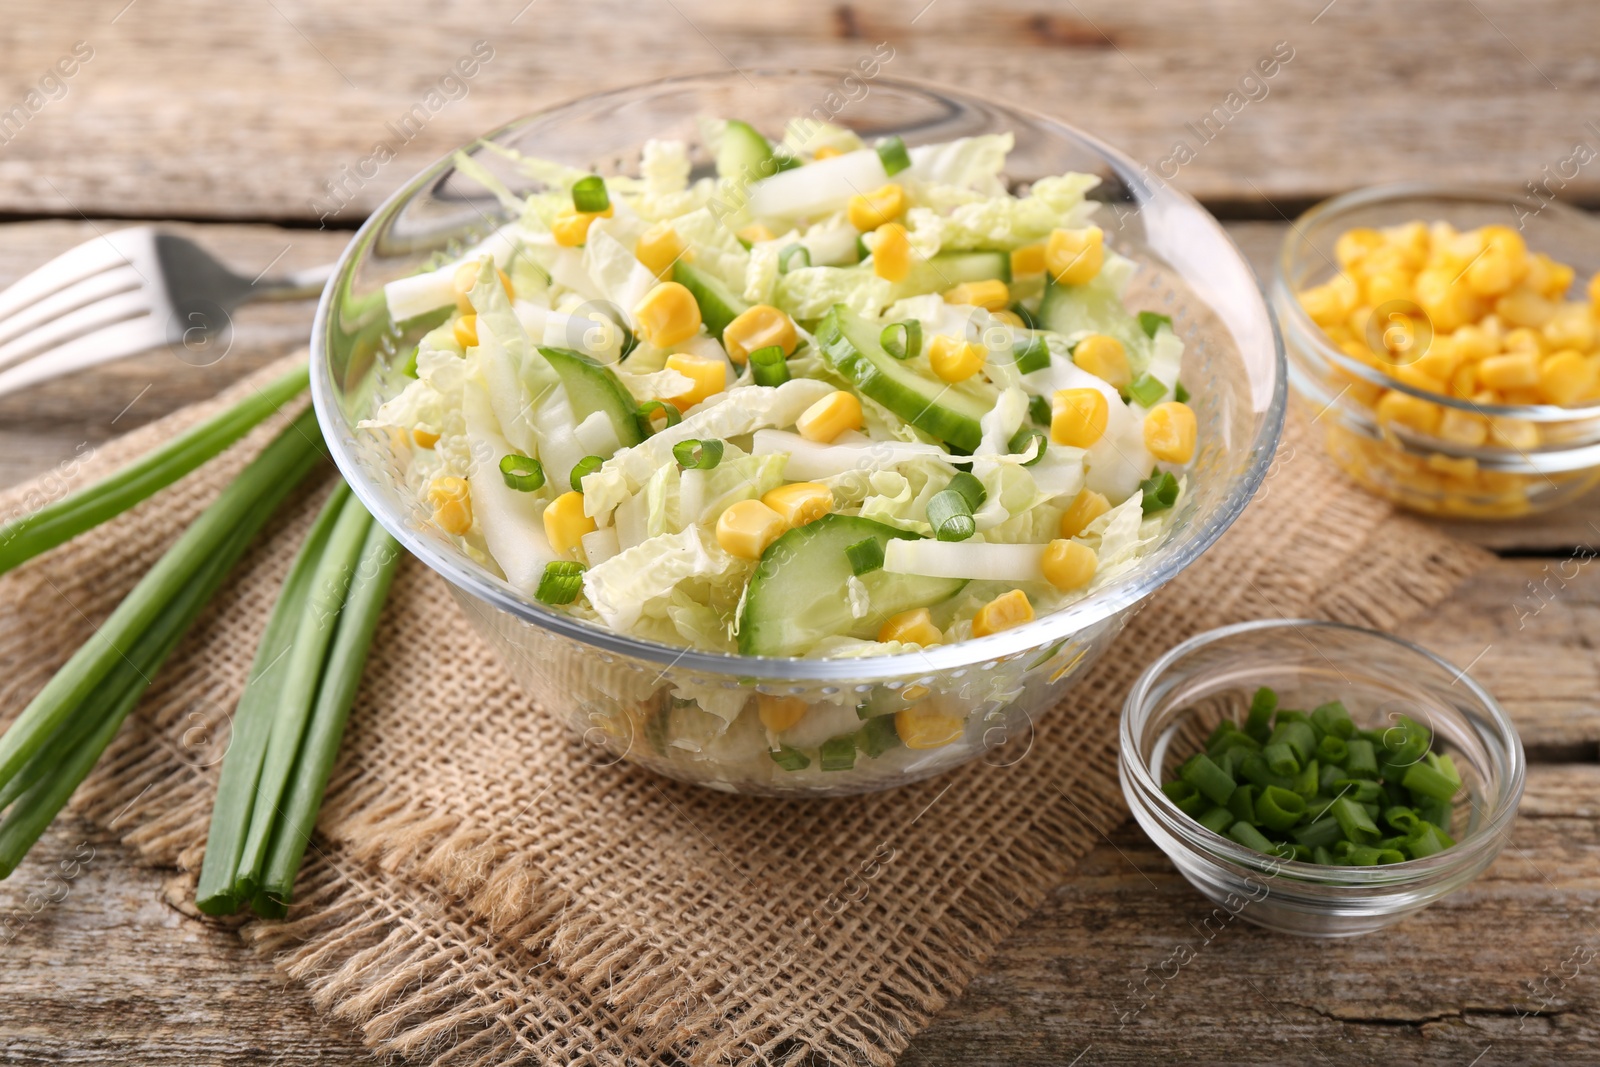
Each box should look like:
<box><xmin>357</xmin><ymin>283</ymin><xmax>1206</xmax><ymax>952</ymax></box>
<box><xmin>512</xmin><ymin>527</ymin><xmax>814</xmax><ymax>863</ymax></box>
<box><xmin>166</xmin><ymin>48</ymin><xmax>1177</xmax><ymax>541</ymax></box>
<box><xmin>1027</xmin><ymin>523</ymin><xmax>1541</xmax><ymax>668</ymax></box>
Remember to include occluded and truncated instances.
<box><xmin>1120</xmin><ymin>619</ymin><xmax>1524</xmax><ymax>937</ymax></box>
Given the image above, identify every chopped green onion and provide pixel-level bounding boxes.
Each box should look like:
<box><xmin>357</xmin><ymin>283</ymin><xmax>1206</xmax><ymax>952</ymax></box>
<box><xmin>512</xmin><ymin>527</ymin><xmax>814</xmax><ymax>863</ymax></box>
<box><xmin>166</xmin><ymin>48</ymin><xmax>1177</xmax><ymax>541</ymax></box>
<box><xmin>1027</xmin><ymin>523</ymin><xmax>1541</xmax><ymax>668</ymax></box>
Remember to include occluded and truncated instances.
<box><xmin>846</xmin><ymin>537</ymin><xmax>884</xmax><ymax>575</ymax></box>
<box><xmin>1007</xmin><ymin>427</ymin><xmax>1047</xmax><ymax>466</ymax></box>
<box><xmin>402</xmin><ymin>347</ymin><xmax>420</xmax><ymax>378</ymax></box>
<box><xmin>1138</xmin><ymin>310</ymin><xmax>1173</xmax><ymax>338</ymax></box>
<box><xmin>1405</xmin><ymin>823</ymin><xmax>1450</xmax><ymax>858</ymax></box>
<box><xmin>0</xmin><ymin>364</ymin><xmax>310</xmax><ymax>578</ymax></box>
<box><xmin>1400</xmin><ymin>761</ymin><xmax>1460</xmax><ymax>802</ymax></box>
<box><xmin>1331</xmin><ymin>795</ymin><xmax>1379</xmax><ymax>843</ymax></box>
<box><xmin>1244</xmin><ymin>686</ymin><xmax>1277</xmax><ymax>742</ymax></box>
<box><xmin>770</xmin><ymin>745</ymin><xmax>811</xmax><ymax>771</ymax></box>
<box><xmin>1291</xmin><ymin>816</ymin><xmax>1344</xmax><ymax>849</ymax></box>
<box><xmin>1198</xmin><ymin>805</ymin><xmax>1236</xmax><ymax>834</ymax></box>
<box><xmin>1125</xmin><ymin>373</ymin><xmax>1167</xmax><ymax>408</ymax></box>
<box><xmin>1010</xmin><ymin>304</ymin><xmax>1039</xmax><ymax>330</ymax></box>
<box><xmin>1179</xmin><ymin>753</ymin><xmax>1236</xmax><ymax>805</ymax></box>
<box><xmin>876</xmin><ymin>135</ymin><xmax>911</xmax><ymax>176</ymax></box>
<box><xmin>1263</xmin><ymin>742</ymin><xmax>1299</xmax><ymax>777</ymax></box>
<box><xmin>1312</xmin><ymin>700</ymin><xmax>1356</xmax><ymax>739</ymax></box>
<box><xmin>1163</xmin><ymin>779</ymin><xmax>1198</xmax><ymax>805</ymax></box>
<box><xmin>856</xmin><ymin>715</ymin><xmax>901</xmax><ymax>759</ymax></box>
<box><xmin>1344</xmin><ymin>738</ymin><xmax>1379</xmax><ymax>778</ymax></box>
<box><xmin>1256</xmin><ymin>785</ymin><xmax>1307</xmax><ymax>831</ymax></box>
<box><xmin>570</xmin><ymin>455</ymin><xmax>604</xmax><ymax>492</ymax></box>
<box><xmin>927</xmin><ymin>489</ymin><xmax>975</xmax><ymax>542</ymax></box>
<box><xmin>749</xmin><ymin>345</ymin><xmax>791</xmax><ymax>386</ymax></box>
<box><xmin>1013</xmin><ymin>335</ymin><xmax>1050</xmax><ymax>375</ymax></box>
<box><xmin>1174</xmin><ymin>381</ymin><xmax>1191</xmax><ymax>403</ymax></box>
<box><xmin>499</xmin><ymin>454</ymin><xmax>545</xmax><ymax>492</ymax></box>
<box><xmin>635</xmin><ymin>400</ymin><xmax>682</xmax><ymax>436</ymax></box>
<box><xmin>778</xmin><ymin>243</ymin><xmax>811</xmax><ymax>274</ymax></box>
<box><xmin>1316</xmin><ymin>734</ymin><xmax>1349</xmax><ymax>765</ymax></box>
<box><xmin>672</xmin><ymin>439</ymin><xmax>725</xmax><ymax>470</ymax></box>
<box><xmin>881</xmin><ymin>320</ymin><xmax>922</xmax><ymax>360</ymax></box>
<box><xmin>820</xmin><ymin>735</ymin><xmax>858</xmax><ymax>772</ymax></box>
<box><xmin>1228</xmin><ymin>783</ymin><xmax>1257</xmax><ymax>825</ymax></box>
<box><xmin>1269</xmin><ymin>720</ymin><xmax>1317</xmax><ymax>764</ymax></box>
<box><xmin>1228</xmin><ymin>821</ymin><xmax>1276</xmax><ymax>853</ymax></box>
<box><xmin>1027</xmin><ymin>394</ymin><xmax>1052</xmax><ymax>427</ymax></box>
<box><xmin>1139</xmin><ymin>470</ymin><xmax>1180</xmax><ymax>514</ymax></box>
<box><xmin>772</xmin><ymin>150</ymin><xmax>802</xmax><ymax>173</ymax></box>
<box><xmin>946</xmin><ymin>472</ymin><xmax>986</xmax><ymax>510</ymax></box>
<box><xmin>571</xmin><ymin>175</ymin><xmax>610</xmax><ymax>213</ymax></box>
<box><xmin>535</xmin><ymin>561</ymin><xmax>587</xmax><ymax>605</ymax></box>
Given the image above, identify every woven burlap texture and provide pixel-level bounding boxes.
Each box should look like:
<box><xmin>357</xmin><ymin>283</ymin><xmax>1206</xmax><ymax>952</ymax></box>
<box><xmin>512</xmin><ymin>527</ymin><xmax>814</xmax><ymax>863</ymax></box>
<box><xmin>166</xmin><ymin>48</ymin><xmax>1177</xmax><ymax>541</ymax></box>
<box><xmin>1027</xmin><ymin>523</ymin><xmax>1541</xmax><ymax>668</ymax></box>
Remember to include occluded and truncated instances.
<box><xmin>0</xmin><ymin>354</ymin><xmax>1489</xmax><ymax>1066</ymax></box>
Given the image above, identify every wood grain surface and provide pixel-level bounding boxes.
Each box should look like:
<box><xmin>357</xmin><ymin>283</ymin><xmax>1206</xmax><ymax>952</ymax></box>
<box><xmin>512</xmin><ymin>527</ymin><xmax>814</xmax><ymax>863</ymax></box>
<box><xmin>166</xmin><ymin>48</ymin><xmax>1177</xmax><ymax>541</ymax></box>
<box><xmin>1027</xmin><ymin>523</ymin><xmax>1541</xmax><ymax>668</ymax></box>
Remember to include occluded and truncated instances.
<box><xmin>3</xmin><ymin>2</ymin><xmax>1600</xmax><ymax>1061</ymax></box>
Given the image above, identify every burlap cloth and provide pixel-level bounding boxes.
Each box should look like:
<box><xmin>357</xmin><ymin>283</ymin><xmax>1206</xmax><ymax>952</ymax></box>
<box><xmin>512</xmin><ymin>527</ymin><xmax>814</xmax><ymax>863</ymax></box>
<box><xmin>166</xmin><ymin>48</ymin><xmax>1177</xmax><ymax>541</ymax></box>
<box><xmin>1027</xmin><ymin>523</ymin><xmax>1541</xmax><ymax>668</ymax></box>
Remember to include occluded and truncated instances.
<box><xmin>0</xmin><ymin>354</ymin><xmax>1487</xmax><ymax>1065</ymax></box>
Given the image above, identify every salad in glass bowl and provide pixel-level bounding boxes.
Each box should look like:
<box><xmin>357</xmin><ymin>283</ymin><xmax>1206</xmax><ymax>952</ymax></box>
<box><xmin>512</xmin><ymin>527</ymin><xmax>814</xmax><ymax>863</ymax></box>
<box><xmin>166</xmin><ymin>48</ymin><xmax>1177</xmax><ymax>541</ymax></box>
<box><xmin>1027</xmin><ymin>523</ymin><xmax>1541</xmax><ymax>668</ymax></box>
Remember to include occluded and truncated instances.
<box><xmin>313</xmin><ymin>72</ymin><xmax>1282</xmax><ymax>795</ymax></box>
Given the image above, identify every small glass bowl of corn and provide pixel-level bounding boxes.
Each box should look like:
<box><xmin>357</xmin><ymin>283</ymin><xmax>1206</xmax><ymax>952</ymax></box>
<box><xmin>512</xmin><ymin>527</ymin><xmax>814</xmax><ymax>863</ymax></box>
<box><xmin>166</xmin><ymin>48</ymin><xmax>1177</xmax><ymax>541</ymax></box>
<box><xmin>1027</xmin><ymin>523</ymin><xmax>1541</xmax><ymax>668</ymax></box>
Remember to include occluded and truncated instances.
<box><xmin>1273</xmin><ymin>183</ymin><xmax>1600</xmax><ymax>518</ymax></box>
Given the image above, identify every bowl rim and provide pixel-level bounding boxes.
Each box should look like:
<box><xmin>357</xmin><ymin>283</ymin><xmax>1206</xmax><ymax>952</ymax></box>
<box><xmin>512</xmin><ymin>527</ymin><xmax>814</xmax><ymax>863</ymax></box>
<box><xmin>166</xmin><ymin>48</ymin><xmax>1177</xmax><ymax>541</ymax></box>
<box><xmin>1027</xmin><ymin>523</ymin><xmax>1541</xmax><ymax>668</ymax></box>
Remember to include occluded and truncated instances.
<box><xmin>310</xmin><ymin>67</ymin><xmax>1288</xmax><ymax>680</ymax></box>
<box><xmin>1272</xmin><ymin>180</ymin><xmax>1600</xmax><ymax>426</ymax></box>
<box><xmin>1120</xmin><ymin>617</ymin><xmax>1526</xmax><ymax>887</ymax></box>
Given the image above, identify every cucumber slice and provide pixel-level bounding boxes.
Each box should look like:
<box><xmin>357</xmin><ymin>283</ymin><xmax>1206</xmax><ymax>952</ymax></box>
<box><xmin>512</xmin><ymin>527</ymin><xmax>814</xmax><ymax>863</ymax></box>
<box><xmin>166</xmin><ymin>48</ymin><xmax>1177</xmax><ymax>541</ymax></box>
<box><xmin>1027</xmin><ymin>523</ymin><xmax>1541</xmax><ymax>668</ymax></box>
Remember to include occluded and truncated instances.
<box><xmin>537</xmin><ymin>346</ymin><xmax>645</xmax><ymax>448</ymax></box>
<box><xmin>1037</xmin><ymin>273</ymin><xmax>1150</xmax><ymax>368</ymax></box>
<box><xmin>815</xmin><ymin>305</ymin><xmax>990</xmax><ymax>452</ymax></box>
<box><xmin>716</xmin><ymin>119</ymin><xmax>795</xmax><ymax>180</ymax></box>
<box><xmin>672</xmin><ymin>260</ymin><xmax>751</xmax><ymax>341</ymax></box>
<box><xmin>888</xmin><ymin>250</ymin><xmax>1010</xmax><ymax>301</ymax></box>
<box><xmin>738</xmin><ymin>515</ymin><xmax>966</xmax><ymax>657</ymax></box>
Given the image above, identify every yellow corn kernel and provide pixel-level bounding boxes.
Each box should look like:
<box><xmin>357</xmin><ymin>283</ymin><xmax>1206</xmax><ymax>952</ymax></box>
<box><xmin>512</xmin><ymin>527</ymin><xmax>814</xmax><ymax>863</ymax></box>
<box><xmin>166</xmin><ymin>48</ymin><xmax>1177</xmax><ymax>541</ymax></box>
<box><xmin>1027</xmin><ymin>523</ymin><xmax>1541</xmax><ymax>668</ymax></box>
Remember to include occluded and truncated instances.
<box><xmin>1364</xmin><ymin>271</ymin><xmax>1413</xmax><ymax>307</ymax></box>
<box><xmin>1059</xmin><ymin>489</ymin><xmax>1111</xmax><ymax>538</ymax></box>
<box><xmin>1375</xmin><ymin>390</ymin><xmax>1443</xmax><ymax>436</ymax></box>
<box><xmin>632</xmin><ymin>281</ymin><xmax>703</xmax><ymax>347</ymax></box>
<box><xmin>452</xmin><ymin>260</ymin><xmax>515</xmax><ymax>312</ymax></box>
<box><xmin>634</xmin><ymin>223</ymin><xmax>686</xmax><ymax>278</ymax></box>
<box><xmin>847</xmin><ymin>183</ymin><xmax>907</xmax><ymax>230</ymax></box>
<box><xmin>990</xmin><ymin>309</ymin><xmax>1026</xmax><ymax>329</ymax></box>
<box><xmin>1051</xmin><ymin>388</ymin><xmax>1109</xmax><ymax>447</ymax></box>
<box><xmin>1346</xmin><ymin>304</ymin><xmax>1375</xmax><ymax>340</ymax></box>
<box><xmin>411</xmin><ymin>428</ymin><xmax>440</xmax><ymax>450</ymax></box>
<box><xmin>1411</xmin><ymin>341</ymin><xmax>1460</xmax><ymax>384</ymax></box>
<box><xmin>543</xmin><ymin>491</ymin><xmax>596</xmax><ymax>554</ymax></box>
<box><xmin>1496</xmin><ymin>286</ymin><xmax>1557</xmax><ymax>329</ymax></box>
<box><xmin>1072</xmin><ymin>333</ymin><xmax>1131</xmax><ymax>388</ymax></box>
<box><xmin>1299</xmin><ymin>284</ymin><xmax>1347</xmax><ymax>328</ymax></box>
<box><xmin>971</xmin><ymin>589</ymin><xmax>1033</xmax><ymax>638</ymax></box>
<box><xmin>427</xmin><ymin>477</ymin><xmax>473</xmax><ymax>535</ymax></box>
<box><xmin>1143</xmin><ymin>401</ymin><xmax>1198</xmax><ymax>463</ymax></box>
<box><xmin>1589</xmin><ymin>273</ymin><xmax>1600</xmax><ymax>306</ymax></box>
<box><xmin>1385</xmin><ymin>221</ymin><xmax>1430</xmax><ymax>269</ymax></box>
<box><xmin>1011</xmin><ymin>243</ymin><xmax>1047</xmax><ymax>276</ymax></box>
<box><xmin>551</xmin><ymin>206</ymin><xmax>613</xmax><ymax>247</ymax></box>
<box><xmin>721</xmin><ymin>304</ymin><xmax>798</xmax><ymax>364</ymax></box>
<box><xmin>453</xmin><ymin>313</ymin><xmax>479</xmax><ymax>349</ymax></box>
<box><xmin>1542</xmin><ymin>303</ymin><xmax>1597</xmax><ymax>352</ymax></box>
<box><xmin>1327</xmin><ymin>272</ymin><xmax>1361</xmax><ymax>315</ymax></box>
<box><xmin>1450</xmin><ymin>324</ymin><xmax>1496</xmax><ymax>362</ymax></box>
<box><xmin>1391</xmin><ymin>362</ymin><xmax>1448</xmax><ymax>396</ymax></box>
<box><xmin>1478</xmin><ymin>350</ymin><xmax>1541</xmax><ymax>390</ymax></box>
<box><xmin>1041</xmin><ymin>539</ymin><xmax>1097</xmax><ymax>592</ymax></box>
<box><xmin>796</xmin><ymin>390</ymin><xmax>863</xmax><ymax>443</ymax></box>
<box><xmin>1336</xmin><ymin>227</ymin><xmax>1385</xmax><ymax>269</ymax></box>
<box><xmin>1045</xmin><ymin>226</ymin><xmax>1104</xmax><ymax>285</ymax></box>
<box><xmin>895</xmin><ymin>705</ymin><xmax>965</xmax><ymax>750</ymax></box>
<box><xmin>663</xmin><ymin>352</ymin><xmax>726</xmax><ymax>410</ymax></box>
<box><xmin>737</xmin><ymin>223</ymin><xmax>776</xmax><ymax>245</ymax></box>
<box><xmin>1585</xmin><ymin>354</ymin><xmax>1600</xmax><ymax>400</ymax></box>
<box><xmin>758</xmin><ymin>694</ymin><xmax>808</xmax><ymax>733</ymax></box>
<box><xmin>1427</xmin><ymin>453</ymin><xmax>1480</xmax><ymax>482</ymax></box>
<box><xmin>943</xmin><ymin>278</ymin><xmax>1011</xmax><ymax>311</ymax></box>
<box><xmin>761</xmin><ymin>482</ymin><xmax>833</xmax><ymax>527</ymax></box>
<box><xmin>1465</xmin><ymin>245</ymin><xmax>1519</xmax><ymax>298</ymax></box>
<box><xmin>877</xmin><ymin>607</ymin><xmax>944</xmax><ymax>647</ymax></box>
<box><xmin>1501</xmin><ymin>388</ymin><xmax>1542</xmax><ymax>405</ymax></box>
<box><xmin>716</xmin><ymin>498</ymin><xmax>787</xmax><ymax>560</ymax></box>
<box><xmin>1414</xmin><ymin>268</ymin><xmax>1483</xmax><ymax>333</ymax></box>
<box><xmin>872</xmin><ymin>222</ymin><xmax>912</xmax><ymax>282</ymax></box>
<box><xmin>1502</xmin><ymin>326</ymin><xmax>1546</xmax><ymax>357</ymax></box>
<box><xmin>812</xmin><ymin>145</ymin><xmax>845</xmax><ymax>161</ymax></box>
<box><xmin>1529</xmin><ymin>253</ymin><xmax>1576</xmax><ymax>298</ymax></box>
<box><xmin>1489</xmin><ymin>416</ymin><xmax>1539</xmax><ymax>449</ymax></box>
<box><xmin>1538</xmin><ymin>349</ymin><xmax>1595</xmax><ymax>406</ymax></box>
<box><xmin>1436</xmin><ymin>407</ymin><xmax>1489</xmax><ymax>446</ymax></box>
<box><xmin>928</xmin><ymin>334</ymin><xmax>986</xmax><ymax>383</ymax></box>
<box><xmin>1481</xmin><ymin>224</ymin><xmax>1529</xmax><ymax>265</ymax></box>
<box><xmin>1449</xmin><ymin>361</ymin><xmax>1479</xmax><ymax>397</ymax></box>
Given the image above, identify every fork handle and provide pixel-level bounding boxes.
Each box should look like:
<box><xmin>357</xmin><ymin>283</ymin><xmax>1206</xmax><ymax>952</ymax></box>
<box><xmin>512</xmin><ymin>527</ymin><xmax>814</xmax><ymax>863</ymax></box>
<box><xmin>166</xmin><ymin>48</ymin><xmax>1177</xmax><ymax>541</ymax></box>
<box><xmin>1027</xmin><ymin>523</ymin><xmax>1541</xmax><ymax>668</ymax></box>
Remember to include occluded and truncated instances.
<box><xmin>249</xmin><ymin>262</ymin><xmax>336</xmax><ymax>302</ymax></box>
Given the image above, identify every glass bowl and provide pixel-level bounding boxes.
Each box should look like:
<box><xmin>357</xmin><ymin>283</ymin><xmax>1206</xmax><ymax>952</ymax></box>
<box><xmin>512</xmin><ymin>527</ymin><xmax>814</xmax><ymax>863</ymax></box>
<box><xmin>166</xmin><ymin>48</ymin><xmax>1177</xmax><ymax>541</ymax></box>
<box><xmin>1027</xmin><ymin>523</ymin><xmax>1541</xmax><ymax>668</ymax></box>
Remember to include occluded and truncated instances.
<box><xmin>1120</xmin><ymin>619</ymin><xmax>1524</xmax><ymax>937</ymax></box>
<box><xmin>1273</xmin><ymin>183</ymin><xmax>1600</xmax><ymax>519</ymax></box>
<box><xmin>311</xmin><ymin>70</ymin><xmax>1285</xmax><ymax>796</ymax></box>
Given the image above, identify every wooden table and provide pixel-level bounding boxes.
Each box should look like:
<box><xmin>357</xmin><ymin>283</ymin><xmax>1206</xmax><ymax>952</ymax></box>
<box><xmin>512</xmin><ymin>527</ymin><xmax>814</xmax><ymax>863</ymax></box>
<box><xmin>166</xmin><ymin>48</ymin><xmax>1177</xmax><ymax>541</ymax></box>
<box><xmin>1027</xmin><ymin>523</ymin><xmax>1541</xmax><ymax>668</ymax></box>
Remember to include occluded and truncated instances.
<box><xmin>3</xmin><ymin>2</ymin><xmax>1598</xmax><ymax>1062</ymax></box>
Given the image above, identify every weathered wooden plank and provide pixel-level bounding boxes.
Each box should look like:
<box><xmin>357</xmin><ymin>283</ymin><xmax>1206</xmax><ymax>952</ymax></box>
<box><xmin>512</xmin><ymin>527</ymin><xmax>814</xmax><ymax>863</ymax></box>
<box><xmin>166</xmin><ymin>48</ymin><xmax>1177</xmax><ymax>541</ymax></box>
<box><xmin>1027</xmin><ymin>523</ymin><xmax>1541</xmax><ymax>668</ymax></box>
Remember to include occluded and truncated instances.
<box><xmin>903</xmin><ymin>763</ymin><xmax>1600</xmax><ymax>1067</ymax></box>
<box><xmin>1</xmin><ymin>0</ymin><xmax>1597</xmax><ymax>221</ymax></box>
<box><xmin>0</xmin><ymin>816</ymin><xmax>371</xmax><ymax>1065</ymax></box>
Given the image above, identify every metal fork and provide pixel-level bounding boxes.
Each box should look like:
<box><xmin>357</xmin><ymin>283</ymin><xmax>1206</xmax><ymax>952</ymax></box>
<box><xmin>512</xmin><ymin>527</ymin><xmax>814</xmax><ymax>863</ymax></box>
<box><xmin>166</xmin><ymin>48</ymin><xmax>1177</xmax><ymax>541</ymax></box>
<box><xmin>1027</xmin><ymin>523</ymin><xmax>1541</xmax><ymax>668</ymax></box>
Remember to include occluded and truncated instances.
<box><xmin>0</xmin><ymin>227</ymin><xmax>333</xmax><ymax>399</ymax></box>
